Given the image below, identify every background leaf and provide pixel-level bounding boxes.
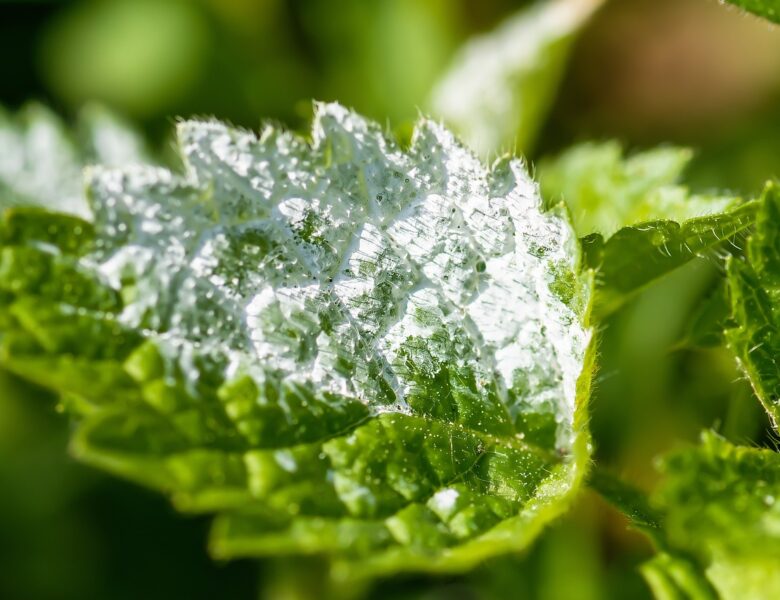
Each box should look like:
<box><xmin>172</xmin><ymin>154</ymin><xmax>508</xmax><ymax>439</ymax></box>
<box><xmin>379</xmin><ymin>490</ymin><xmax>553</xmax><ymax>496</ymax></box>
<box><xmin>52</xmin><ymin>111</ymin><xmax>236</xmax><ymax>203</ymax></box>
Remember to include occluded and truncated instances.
<box><xmin>653</xmin><ymin>432</ymin><xmax>780</xmax><ymax>600</ymax></box>
<box><xmin>540</xmin><ymin>141</ymin><xmax>753</xmax><ymax>319</ymax></box>
<box><xmin>640</xmin><ymin>552</ymin><xmax>718</xmax><ymax>600</ymax></box>
<box><xmin>0</xmin><ymin>103</ymin><xmax>149</xmax><ymax>218</ymax></box>
<box><xmin>539</xmin><ymin>141</ymin><xmax>735</xmax><ymax>239</ymax></box>
<box><xmin>429</xmin><ymin>0</ymin><xmax>603</xmax><ymax>157</ymax></box>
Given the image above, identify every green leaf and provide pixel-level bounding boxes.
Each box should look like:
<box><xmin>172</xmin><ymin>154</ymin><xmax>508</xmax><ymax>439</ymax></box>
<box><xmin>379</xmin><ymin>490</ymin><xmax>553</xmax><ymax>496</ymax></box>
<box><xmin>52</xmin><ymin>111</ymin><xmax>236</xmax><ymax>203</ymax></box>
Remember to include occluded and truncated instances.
<box><xmin>590</xmin><ymin>182</ymin><xmax>780</xmax><ymax>593</ymax></box>
<box><xmin>584</xmin><ymin>202</ymin><xmax>758</xmax><ymax>320</ymax></box>
<box><xmin>593</xmin><ymin>426</ymin><xmax>780</xmax><ymax>597</ymax></box>
<box><xmin>726</xmin><ymin>182</ymin><xmax>780</xmax><ymax>428</ymax></box>
<box><xmin>539</xmin><ymin>141</ymin><xmax>737</xmax><ymax>240</ymax></box>
<box><xmin>429</xmin><ymin>0</ymin><xmax>603</xmax><ymax>157</ymax></box>
<box><xmin>587</xmin><ymin>467</ymin><xmax>662</xmax><ymax>539</ymax></box>
<box><xmin>588</xmin><ymin>467</ymin><xmax>718</xmax><ymax>600</ymax></box>
<box><xmin>655</xmin><ymin>432</ymin><xmax>780</xmax><ymax>600</ymax></box>
<box><xmin>539</xmin><ymin>141</ymin><xmax>753</xmax><ymax>319</ymax></box>
<box><xmin>0</xmin><ymin>103</ymin><xmax>595</xmax><ymax>579</ymax></box>
<box><xmin>676</xmin><ymin>281</ymin><xmax>731</xmax><ymax>349</ymax></box>
<box><xmin>0</xmin><ymin>103</ymin><xmax>149</xmax><ymax>218</ymax></box>
<box><xmin>640</xmin><ymin>553</ymin><xmax>718</xmax><ymax>600</ymax></box>
<box><xmin>724</xmin><ymin>0</ymin><xmax>780</xmax><ymax>24</ymax></box>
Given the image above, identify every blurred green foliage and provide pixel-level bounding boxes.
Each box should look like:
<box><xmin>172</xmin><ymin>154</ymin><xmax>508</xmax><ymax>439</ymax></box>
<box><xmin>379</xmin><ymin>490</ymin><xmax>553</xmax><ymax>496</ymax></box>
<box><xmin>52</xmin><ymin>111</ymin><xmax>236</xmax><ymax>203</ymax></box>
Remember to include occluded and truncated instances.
<box><xmin>1</xmin><ymin>0</ymin><xmax>780</xmax><ymax>598</ymax></box>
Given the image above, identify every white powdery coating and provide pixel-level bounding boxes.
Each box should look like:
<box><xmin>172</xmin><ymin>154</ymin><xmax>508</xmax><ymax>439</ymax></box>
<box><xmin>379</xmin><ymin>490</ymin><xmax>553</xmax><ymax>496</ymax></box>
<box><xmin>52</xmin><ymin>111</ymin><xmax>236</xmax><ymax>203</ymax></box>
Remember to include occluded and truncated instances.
<box><xmin>86</xmin><ymin>102</ymin><xmax>591</xmax><ymax>450</ymax></box>
<box><xmin>0</xmin><ymin>105</ymin><xmax>150</xmax><ymax>218</ymax></box>
<box><xmin>0</xmin><ymin>106</ymin><xmax>88</xmax><ymax>217</ymax></box>
<box><xmin>430</xmin><ymin>0</ymin><xmax>602</xmax><ymax>156</ymax></box>
<box><xmin>430</xmin><ymin>488</ymin><xmax>460</xmax><ymax>513</ymax></box>
<box><xmin>82</xmin><ymin>105</ymin><xmax>149</xmax><ymax>169</ymax></box>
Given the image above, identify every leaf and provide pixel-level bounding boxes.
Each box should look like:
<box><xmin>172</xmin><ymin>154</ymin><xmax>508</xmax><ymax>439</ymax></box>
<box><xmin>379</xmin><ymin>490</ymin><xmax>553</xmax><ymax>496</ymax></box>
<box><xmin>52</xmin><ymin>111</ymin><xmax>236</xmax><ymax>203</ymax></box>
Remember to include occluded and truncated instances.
<box><xmin>587</xmin><ymin>467</ymin><xmax>662</xmax><ymax>538</ymax></box>
<box><xmin>676</xmin><ymin>281</ymin><xmax>731</xmax><ymax>349</ymax></box>
<box><xmin>583</xmin><ymin>204</ymin><xmax>759</xmax><ymax>320</ymax></box>
<box><xmin>654</xmin><ymin>432</ymin><xmax>780</xmax><ymax>600</ymax></box>
<box><xmin>724</xmin><ymin>0</ymin><xmax>780</xmax><ymax>24</ymax></box>
<box><xmin>607</xmin><ymin>433</ymin><xmax>780</xmax><ymax>600</ymax></box>
<box><xmin>725</xmin><ymin>182</ymin><xmax>780</xmax><ymax>428</ymax></box>
<box><xmin>77</xmin><ymin>103</ymin><xmax>151</xmax><ymax>168</ymax></box>
<box><xmin>640</xmin><ymin>553</ymin><xmax>718</xmax><ymax>600</ymax></box>
<box><xmin>0</xmin><ymin>103</ymin><xmax>149</xmax><ymax>218</ymax></box>
<box><xmin>718</xmin><ymin>186</ymin><xmax>780</xmax><ymax>596</ymax></box>
<box><xmin>593</xmin><ymin>205</ymin><xmax>780</xmax><ymax>594</ymax></box>
<box><xmin>0</xmin><ymin>102</ymin><xmax>151</xmax><ymax>421</ymax></box>
<box><xmin>0</xmin><ymin>103</ymin><xmax>595</xmax><ymax>578</ymax></box>
<box><xmin>539</xmin><ymin>141</ymin><xmax>737</xmax><ymax>240</ymax></box>
<box><xmin>539</xmin><ymin>141</ymin><xmax>753</xmax><ymax>319</ymax></box>
<box><xmin>429</xmin><ymin>0</ymin><xmax>603</xmax><ymax>158</ymax></box>
<box><xmin>588</xmin><ymin>467</ymin><xmax>718</xmax><ymax>600</ymax></box>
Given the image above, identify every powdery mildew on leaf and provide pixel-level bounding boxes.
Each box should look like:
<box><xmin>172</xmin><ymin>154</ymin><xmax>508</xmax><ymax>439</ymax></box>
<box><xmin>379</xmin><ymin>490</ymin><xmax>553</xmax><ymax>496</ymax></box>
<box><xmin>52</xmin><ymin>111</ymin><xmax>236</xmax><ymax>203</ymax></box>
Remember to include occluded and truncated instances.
<box><xmin>0</xmin><ymin>104</ymin><xmax>87</xmax><ymax>217</ymax></box>
<box><xmin>0</xmin><ymin>103</ymin><xmax>149</xmax><ymax>218</ymax></box>
<box><xmin>0</xmin><ymin>102</ymin><xmax>593</xmax><ymax>578</ymax></box>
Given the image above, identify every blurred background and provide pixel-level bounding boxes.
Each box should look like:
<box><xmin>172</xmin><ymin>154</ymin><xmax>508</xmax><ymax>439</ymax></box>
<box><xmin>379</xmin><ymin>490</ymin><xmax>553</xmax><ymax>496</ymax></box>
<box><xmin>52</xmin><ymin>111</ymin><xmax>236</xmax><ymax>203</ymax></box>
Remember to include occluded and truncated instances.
<box><xmin>0</xmin><ymin>0</ymin><xmax>778</xmax><ymax>598</ymax></box>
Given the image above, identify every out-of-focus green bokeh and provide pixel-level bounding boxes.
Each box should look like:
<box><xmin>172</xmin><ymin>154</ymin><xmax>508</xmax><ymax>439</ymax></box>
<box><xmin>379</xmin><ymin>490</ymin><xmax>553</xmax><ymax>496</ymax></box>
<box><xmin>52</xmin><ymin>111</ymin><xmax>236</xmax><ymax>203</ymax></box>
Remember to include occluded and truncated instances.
<box><xmin>1</xmin><ymin>0</ymin><xmax>779</xmax><ymax>598</ymax></box>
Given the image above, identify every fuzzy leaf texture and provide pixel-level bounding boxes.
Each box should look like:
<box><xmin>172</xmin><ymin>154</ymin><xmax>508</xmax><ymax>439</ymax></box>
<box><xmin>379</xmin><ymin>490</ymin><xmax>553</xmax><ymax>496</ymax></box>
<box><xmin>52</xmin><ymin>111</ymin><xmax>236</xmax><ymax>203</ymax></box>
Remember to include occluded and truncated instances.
<box><xmin>725</xmin><ymin>0</ymin><xmax>780</xmax><ymax>24</ymax></box>
<box><xmin>0</xmin><ymin>103</ymin><xmax>594</xmax><ymax>579</ymax></box>
<box><xmin>539</xmin><ymin>141</ymin><xmax>752</xmax><ymax>319</ymax></box>
<box><xmin>429</xmin><ymin>0</ymin><xmax>603</xmax><ymax>157</ymax></box>
<box><xmin>726</xmin><ymin>182</ymin><xmax>780</xmax><ymax>427</ymax></box>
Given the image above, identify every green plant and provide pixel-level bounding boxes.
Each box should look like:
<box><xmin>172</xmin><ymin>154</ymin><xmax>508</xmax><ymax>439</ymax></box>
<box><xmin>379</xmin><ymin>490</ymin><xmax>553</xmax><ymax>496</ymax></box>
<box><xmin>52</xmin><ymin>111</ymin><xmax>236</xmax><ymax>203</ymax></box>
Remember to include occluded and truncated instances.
<box><xmin>3</xmin><ymin>1</ymin><xmax>780</xmax><ymax>599</ymax></box>
<box><xmin>726</xmin><ymin>0</ymin><xmax>780</xmax><ymax>23</ymax></box>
